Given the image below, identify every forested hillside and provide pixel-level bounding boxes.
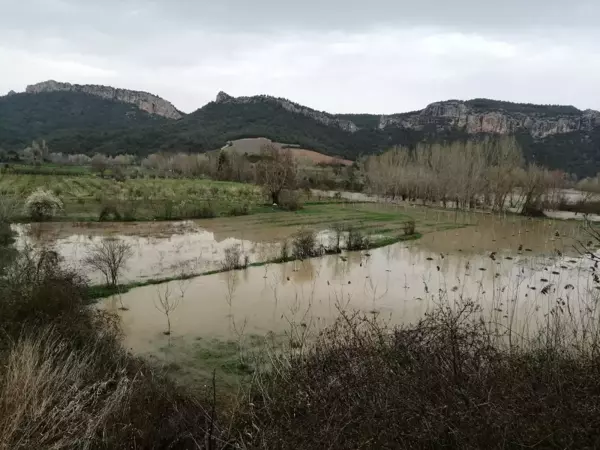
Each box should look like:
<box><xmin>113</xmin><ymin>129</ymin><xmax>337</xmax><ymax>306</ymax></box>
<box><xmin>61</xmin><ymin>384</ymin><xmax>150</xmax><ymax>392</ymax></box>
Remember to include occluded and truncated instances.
<box><xmin>1</xmin><ymin>84</ymin><xmax>599</xmax><ymax>176</ymax></box>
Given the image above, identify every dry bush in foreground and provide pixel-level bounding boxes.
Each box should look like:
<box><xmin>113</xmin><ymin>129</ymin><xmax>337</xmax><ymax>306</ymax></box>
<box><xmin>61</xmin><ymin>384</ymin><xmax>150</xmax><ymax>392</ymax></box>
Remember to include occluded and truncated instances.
<box><xmin>235</xmin><ymin>302</ymin><xmax>600</xmax><ymax>449</ymax></box>
<box><xmin>0</xmin><ymin>249</ymin><xmax>219</xmax><ymax>449</ymax></box>
<box><xmin>0</xmin><ymin>329</ymin><xmax>131</xmax><ymax>450</ymax></box>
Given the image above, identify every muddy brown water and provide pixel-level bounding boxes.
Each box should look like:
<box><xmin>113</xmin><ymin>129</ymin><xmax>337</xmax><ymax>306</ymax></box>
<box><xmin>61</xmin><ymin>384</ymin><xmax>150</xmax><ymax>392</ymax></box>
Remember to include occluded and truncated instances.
<box><xmin>15</xmin><ymin>213</ymin><xmax>599</xmax><ymax>356</ymax></box>
<box><xmin>15</xmin><ymin>220</ymin><xmax>327</xmax><ymax>284</ymax></box>
<box><xmin>110</xmin><ymin>216</ymin><xmax>597</xmax><ymax>354</ymax></box>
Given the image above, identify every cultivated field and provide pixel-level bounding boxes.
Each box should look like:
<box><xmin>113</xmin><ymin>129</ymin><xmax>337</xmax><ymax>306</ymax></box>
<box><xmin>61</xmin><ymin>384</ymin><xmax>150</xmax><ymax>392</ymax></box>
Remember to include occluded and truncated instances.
<box><xmin>0</xmin><ymin>173</ymin><xmax>264</xmax><ymax>221</ymax></box>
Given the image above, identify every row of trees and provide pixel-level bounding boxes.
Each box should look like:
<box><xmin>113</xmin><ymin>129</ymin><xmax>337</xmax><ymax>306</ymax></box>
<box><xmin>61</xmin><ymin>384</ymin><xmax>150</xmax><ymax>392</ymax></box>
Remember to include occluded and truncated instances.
<box><xmin>363</xmin><ymin>137</ymin><xmax>565</xmax><ymax>213</ymax></box>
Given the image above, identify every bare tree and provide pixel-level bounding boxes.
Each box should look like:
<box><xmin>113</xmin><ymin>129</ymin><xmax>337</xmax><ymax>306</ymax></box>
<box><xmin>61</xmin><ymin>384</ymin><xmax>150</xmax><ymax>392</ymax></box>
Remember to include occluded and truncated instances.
<box><xmin>256</xmin><ymin>143</ymin><xmax>297</xmax><ymax>204</ymax></box>
<box><xmin>84</xmin><ymin>238</ymin><xmax>133</xmax><ymax>287</ymax></box>
<box><xmin>154</xmin><ymin>283</ymin><xmax>180</xmax><ymax>335</ymax></box>
<box><xmin>362</xmin><ymin>136</ymin><xmax>541</xmax><ymax>213</ymax></box>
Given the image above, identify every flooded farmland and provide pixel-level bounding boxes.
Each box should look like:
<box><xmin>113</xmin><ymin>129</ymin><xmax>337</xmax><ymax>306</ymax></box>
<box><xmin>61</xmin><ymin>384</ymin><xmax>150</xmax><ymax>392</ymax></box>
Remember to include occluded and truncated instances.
<box><xmin>15</xmin><ymin>208</ymin><xmax>600</xmax><ymax>361</ymax></box>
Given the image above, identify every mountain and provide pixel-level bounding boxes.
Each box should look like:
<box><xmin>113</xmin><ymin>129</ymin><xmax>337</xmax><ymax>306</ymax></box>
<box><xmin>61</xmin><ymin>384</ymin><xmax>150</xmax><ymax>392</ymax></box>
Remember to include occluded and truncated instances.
<box><xmin>1</xmin><ymin>81</ymin><xmax>599</xmax><ymax>176</ymax></box>
<box><xmin>26</xmin><ymin>80</ymin><xmax>182</xmax><ymax>119</ymax></box>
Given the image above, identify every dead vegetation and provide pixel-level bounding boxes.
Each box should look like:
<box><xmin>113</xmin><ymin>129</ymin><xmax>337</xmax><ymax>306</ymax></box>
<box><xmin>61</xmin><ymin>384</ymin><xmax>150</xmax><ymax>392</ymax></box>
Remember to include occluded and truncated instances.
<box><xmin>234</xmin><ymin>302</ymin><xmax>600</xmax><ymax>449</ymax></box>
<box><xmin>363</xmin><ymin>136</ymin><xmax>564</xmax><ymax>214</ymax></box>
<box><xmin>83</xmin><ymin>238</ymin><xmax>133</xmax><ymax>287</ymax></box>
<box><xmin>0</xmin><ymin>248</ymin><xmax>216</xmax><ymax>449</ymax></box>
<box><xmin>4</xmin><ymin>213</ymin><xmax>600</xmax><ymax>448</ymax></box>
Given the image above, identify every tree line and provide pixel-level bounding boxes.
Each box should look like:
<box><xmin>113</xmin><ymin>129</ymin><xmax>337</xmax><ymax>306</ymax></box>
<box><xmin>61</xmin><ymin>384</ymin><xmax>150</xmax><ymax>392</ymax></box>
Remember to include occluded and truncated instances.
<box><xmin>362</xmin><ymin>136</ymin><xmax>565</xmax><ymax>214</ymax></box>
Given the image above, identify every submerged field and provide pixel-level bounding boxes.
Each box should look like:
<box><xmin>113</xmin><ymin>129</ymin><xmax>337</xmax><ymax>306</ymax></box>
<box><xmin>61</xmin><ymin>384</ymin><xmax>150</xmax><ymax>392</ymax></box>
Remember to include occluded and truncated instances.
<box><xmin>14</xmin><ymin>200</ymin><xmax>597</xmax><ymax>394</ymax></box>
<box><xmin>16</xmin><ymin>202</ymin><xmax>431</xmax><ymax>286</ymax></box>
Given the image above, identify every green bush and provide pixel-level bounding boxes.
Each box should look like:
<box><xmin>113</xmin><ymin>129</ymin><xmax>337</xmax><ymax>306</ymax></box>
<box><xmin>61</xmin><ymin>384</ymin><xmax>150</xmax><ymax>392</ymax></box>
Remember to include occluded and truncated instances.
<box><xmin>98</xmin><ymin>203</ymin><xmax>121</xmax><ymax>221</ymax></box>
<box><xmin>193</xmin><ymin>203</ymin><xmax>216</xmax><ymax>219</ymax></box>
<box><xmin>228</xmin><ymin>204</ymin><xmax>249</xmax><ymax>216</ymax></box>
<box><xmin>278</xmin><ymin>190</ymin><xmax>303</xmax><ymax>211</ymax></box>
<box><xmin>403</xmin><ymin>220</ymin><xmax>416</xmax><ymax>235</ymax></box>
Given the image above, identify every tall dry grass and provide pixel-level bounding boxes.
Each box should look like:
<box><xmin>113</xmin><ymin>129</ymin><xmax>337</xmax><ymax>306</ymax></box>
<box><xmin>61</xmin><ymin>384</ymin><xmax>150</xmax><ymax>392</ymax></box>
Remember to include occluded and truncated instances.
<box><xmin>0</xmin><ymin>247</ymin><xmax>219</xmax><ymax>449</ymax></box>
<box><xmin>0</xmin><ymin>329</ymin><xmax>131</xmax><ymax>450</ymax></box>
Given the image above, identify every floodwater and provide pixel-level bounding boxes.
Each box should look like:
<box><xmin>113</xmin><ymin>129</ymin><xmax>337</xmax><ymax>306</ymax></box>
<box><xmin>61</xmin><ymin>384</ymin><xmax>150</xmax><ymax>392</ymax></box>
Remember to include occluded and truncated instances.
<box><xmin>14</xmin><ymin>220</ymin><xmax>318</xmax><ymax>284</ymax></box>
<box><xmin>312</xmin><ymin>188</ymin><xmax>600</xmax><ymax>222</ymax></box>
<box><xmin>94</xmin><ymin>213</ymin><xmax>598</xmax><ymax>355</ymax></box>
<box><xmin>13</xmin><ymin>210</ymin><xmax>599</xmax><ymax>357</ymax></box>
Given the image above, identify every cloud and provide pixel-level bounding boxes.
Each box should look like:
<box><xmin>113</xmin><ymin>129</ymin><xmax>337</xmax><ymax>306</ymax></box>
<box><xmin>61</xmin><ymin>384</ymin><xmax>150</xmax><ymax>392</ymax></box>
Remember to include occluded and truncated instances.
<box><xmin>1</xmin><ymin>0</ymin><xmax>599</xmax><ymax>113</ymax></box>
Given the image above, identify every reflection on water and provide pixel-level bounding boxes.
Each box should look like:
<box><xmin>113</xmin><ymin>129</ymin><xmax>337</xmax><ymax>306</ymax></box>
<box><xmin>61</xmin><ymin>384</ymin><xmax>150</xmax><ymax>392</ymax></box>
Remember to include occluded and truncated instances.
<box><xmin>13</xmin><ymin>211</ymin><xmax>599</xmax><ymax>357</ymax></box>
<box><xmin>104</xmin><ymin>215</ymin><xmax>598</xmax><ymax>355</ymax></box>
<box><xmin>14</xmin><ymin>220</ymin><xmax>333</xmax><ymax>284</ymax></box>
<box><xmin>14</xmin><ymin>221</ymin><xmax>284</xmax><ymax>284</ymax></box>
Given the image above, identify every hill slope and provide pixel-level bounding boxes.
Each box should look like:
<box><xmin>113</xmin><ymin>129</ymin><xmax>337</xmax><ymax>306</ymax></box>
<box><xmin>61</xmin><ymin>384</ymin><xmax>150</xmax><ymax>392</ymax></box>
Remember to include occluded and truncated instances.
<box><xmin>0</xmin><ymin>91</ymin><xmax>170</xmax><ymax>153</ymax></box>
<box><xmin>1</xmin><ymin>82</ymin><xmax>599</xmax><ymax>176</ymax></box>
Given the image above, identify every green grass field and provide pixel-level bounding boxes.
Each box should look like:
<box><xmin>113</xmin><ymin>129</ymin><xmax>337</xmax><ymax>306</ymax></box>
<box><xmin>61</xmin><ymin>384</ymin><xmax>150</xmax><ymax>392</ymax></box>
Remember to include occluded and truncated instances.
<box><xmin>0</xmin><ymin>173</ymin><xmax>264</xmax><ymax>221</ymax></box>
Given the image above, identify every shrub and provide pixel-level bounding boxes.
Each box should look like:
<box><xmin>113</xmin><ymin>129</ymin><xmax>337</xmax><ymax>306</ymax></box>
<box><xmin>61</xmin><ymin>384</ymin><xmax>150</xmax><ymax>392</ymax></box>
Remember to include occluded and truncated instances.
<box><xmin>228</xmin><ymin>204</ymin><xmax>249</xmax><ymax>216</ymax></box>
<box><xmin>0</xmin><ymin>249</ymin><xmax>217</xmax><ymax>449</ymax></box>
<box><xmin>23</xmin><ymin>189</ymin><xmax>63</xmax><ymax>221</ymax></box>
<box><xmin>221</xmin><ymin>244</ymin><xmax>248</xmax><ymax>270</ymax></box>
<box><xmin>279</xmin><ymin>240</ymin><xmax>290</xmax><ymax>261</ymax></box>
<box><xmin>278</xmin><ymin>190</ymin><xmax>303</xmax><ymax>211</ymax></box>
<box><xmin>403</xmin><ymin>220</ymin><xmax>416</xmax><ymax>235</ymax></box>
<box><xmin>329</xmin><ymin>223</ymin><xmax>346</xmax><ymax>253</ymax></box>
<box><xmin>292</xmin><ymin>229</ymin><xmax>317</xmax><ymax>260</ymax></box>
<box><xmin>346</xmin><ymin>225</ymin><xmax>370</xmax><ymax>250</ymax></box>
<box><xmin>0</xmin><ymin>195</ymin><xmax>17</xmax><ymax>228</ymax></box>
<box><xmin>0</xmin><ymin>222</ymin><xmax>16</xmax><ymax>276</ymax></box>
<box><xmin>0</xmin><ymin>222</ymin><xmax>14</xmax><ymax>247</ymax></box>
<box><xmin>234</xmin><ymin>303</ymin><xmax>600</xmax><ymax>449</ymax></box>
<box><xmin>190</xmin><ymin>203</ymin><xmax>216</xmax><ymax>219</ymax></box>
<box><xmin>98</xmin><ymin>203</ymin><xmax>121</xmax><ymax>221</ymax></box>
<box><xmin>161</xmin><ymin>198</ymin><xmax>175</xmax><ymax>219</ymax></box>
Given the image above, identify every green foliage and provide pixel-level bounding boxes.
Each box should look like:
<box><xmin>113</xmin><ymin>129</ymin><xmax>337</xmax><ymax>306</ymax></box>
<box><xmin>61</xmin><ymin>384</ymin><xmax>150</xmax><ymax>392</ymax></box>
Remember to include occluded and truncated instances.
<box><xmin>1</xmin><ymin>90</ymin><xmax>598</xmax><ymax>176</ymax></box>
<box><xmin>228</xmin><ymin>204</ymin><xmax>249</xmax><ymax>216</ymax></box>
<box><xmin>0</xmin><ymin>174</ymin><xmax>263</xmax><ymax>222</ymax></box>
<box><xmin>98</xmin><ymin>202</ymin><xmax>122</xmax><ymax>221</ymax></box>
<box><xmin>465</xmin><ymin>98</ymin><xmax>581</xmax><ymax>116</ymax></box>
<box><xmin>0</xmin><ymin>91</ymin><xmax>165</xmax><ymax>152</ymax></box>
<box><xmin>277</xmin><ymin>190</ymin><xmax>303</xmax><ymax>211</ymax></box>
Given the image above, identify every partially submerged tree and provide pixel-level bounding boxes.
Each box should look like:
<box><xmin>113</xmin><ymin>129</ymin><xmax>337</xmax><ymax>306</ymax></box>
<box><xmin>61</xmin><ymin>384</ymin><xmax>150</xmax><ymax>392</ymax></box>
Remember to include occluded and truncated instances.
<box><xmin>154</xmin><ymin>284</ymin><xmax>180</xmax><ymax>336</ymax></box>
<box><xmin>362</xmin><ymin>136</ymin><xmax>558</xmax><ymax>213</ymax></box>
<box><xmin>83</xmin><ymin>238</ymin><xmax>133</xmax><ymax>287</ymax></box>
<box><xmin>256</xmin><ymin>143</ymin><xmax>297</xmax><ymax>204</ymax></box>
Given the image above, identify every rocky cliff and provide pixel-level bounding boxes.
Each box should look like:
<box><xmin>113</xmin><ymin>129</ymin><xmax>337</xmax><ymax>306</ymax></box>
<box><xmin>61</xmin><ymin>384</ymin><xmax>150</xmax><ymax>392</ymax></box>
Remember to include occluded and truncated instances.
<box><xmin>214</xmin><ymin>92</ymin><xmax>599</xmax><ymax>140</ymax></box>
<box><xmin>215</xmin><ymin>91</ymin><xmax>358</xmax><ymax>132</ymax></box>
<box><xmin>25</xmin><ymin>80</ymin><xmax>182</xmax><ymax>120</ymax></box>
<box><xmin>378</xmin><ymin>100</ymin><xmax>600</xmax><ymax>139</ymax></box>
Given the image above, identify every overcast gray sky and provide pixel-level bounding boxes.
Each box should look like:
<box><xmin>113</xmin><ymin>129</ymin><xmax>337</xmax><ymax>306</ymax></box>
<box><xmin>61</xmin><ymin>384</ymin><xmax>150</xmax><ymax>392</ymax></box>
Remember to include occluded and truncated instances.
<box><xmin>1</xmin><ymin>0</ymin><xmax>599</xmax><ymax>113</ymax></box>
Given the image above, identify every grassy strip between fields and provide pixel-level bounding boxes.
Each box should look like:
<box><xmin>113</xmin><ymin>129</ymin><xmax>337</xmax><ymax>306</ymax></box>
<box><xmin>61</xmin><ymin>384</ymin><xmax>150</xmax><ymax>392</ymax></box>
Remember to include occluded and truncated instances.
<box><xmin>88</xmin><ymin>232</ymin><xmax>422</xmax><ymax>300</ymax></box>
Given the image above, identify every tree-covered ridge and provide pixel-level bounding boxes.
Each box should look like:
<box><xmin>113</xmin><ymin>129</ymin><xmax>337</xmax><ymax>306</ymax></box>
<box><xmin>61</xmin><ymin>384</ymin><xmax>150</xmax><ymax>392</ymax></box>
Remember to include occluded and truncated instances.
<box><xmin>0</xmin><ymin>87</ymin><xmax>599</xmax><ymax>177</ymax></box>
<box><xmin>0</xmin><ymin>91</ymin><xmax>166</xmax><ymax>149</ymax></box>
<box><xmin>464</xmin><ymin>98</ymin><xmax>582</xmax><ymax>116</ymax></box>
<box><xmin>334</xmin><ymin>113</ymin><xmax>381</xmax><ymax>129</ymax></box>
